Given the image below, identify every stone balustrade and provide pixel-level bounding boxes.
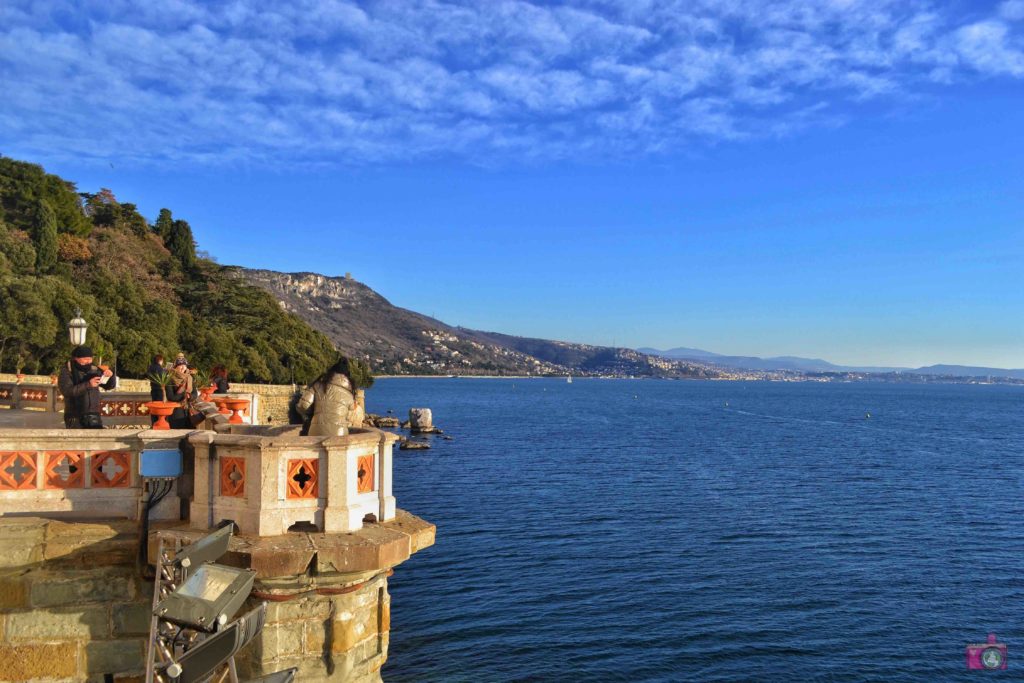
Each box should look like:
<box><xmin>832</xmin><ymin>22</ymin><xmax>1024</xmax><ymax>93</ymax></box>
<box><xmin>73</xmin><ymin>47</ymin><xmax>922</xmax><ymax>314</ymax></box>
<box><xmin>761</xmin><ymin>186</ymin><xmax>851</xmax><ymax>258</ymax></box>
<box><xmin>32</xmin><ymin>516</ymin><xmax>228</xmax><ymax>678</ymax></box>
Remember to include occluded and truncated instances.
<box><xmin>0</xmin><ymin>428</ymin><xmax>186</xmax><ymax>521</ymax></box>
<box><xmin>0</xmin><ymin>382</ymin><xmax>260</xmax><ymax>427</ymax></box>
<box><xmin>190</xmin><ymin>425</ymin><xmax>398</xmax><ymax>536</ymax></box>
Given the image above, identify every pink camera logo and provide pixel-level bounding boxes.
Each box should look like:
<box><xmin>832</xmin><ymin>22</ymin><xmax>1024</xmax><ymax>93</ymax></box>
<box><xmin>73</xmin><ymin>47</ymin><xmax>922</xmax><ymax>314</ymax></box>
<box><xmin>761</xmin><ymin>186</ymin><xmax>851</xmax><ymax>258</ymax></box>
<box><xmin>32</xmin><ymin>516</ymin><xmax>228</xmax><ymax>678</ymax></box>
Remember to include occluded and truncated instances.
<box><xmin>966</xmin><ymin>633</ymin><xmax>1007</xmax><ymax>670</ymax></box>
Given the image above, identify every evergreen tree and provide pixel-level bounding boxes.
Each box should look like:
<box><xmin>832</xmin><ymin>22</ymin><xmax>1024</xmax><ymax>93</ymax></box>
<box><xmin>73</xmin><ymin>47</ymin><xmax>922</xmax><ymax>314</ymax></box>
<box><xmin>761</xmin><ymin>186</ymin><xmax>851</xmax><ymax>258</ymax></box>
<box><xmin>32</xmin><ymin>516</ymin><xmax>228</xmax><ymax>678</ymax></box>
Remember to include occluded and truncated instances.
<box><xmin>155</xmin><ymin>208</ymin><xmax>173</xmax><ymax>242</ymax></box>
<box><xmin>168</xmin><ymin>219</ymin><xmax>197</xmax><ymax>270</ymax></box>
<box><xmin>30</xmin><ymin>200</ymin><xmax>58</xmax><ymax>272</ymax></box>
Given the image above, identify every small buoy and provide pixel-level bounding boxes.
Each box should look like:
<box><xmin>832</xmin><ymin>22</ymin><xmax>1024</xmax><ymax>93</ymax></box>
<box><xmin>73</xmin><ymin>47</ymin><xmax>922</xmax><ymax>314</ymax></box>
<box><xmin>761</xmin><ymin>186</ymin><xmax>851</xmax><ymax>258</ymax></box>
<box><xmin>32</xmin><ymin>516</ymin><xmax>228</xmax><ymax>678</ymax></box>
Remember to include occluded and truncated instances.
<box><xmin>865</xmin><ymin>412</ymin><xmax>871</xmax><ymax>419</ymax></box>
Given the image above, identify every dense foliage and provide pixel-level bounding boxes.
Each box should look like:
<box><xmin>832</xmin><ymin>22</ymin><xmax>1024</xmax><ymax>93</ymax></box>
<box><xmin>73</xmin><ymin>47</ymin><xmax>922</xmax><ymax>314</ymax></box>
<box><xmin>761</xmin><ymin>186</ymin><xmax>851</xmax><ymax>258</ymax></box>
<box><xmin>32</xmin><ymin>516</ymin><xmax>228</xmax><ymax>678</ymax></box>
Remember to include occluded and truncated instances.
<box><xmin>0</xmin><ymin>156</ymin><xmax>338</xmax><ymax>383</ymax></box>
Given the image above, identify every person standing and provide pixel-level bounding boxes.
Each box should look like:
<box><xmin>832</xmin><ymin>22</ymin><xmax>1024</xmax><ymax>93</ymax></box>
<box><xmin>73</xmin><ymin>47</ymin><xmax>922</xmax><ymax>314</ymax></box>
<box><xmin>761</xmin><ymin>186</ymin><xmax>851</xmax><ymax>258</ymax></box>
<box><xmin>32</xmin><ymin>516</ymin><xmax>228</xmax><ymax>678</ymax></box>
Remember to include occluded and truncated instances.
<box><xmin>147</xmin><ymin>354</ymin><xmax>166</xmax><ymax>401</ymax></box>
<box><xmin>295</xmin><ymin>358</ymin><xmax>357</xmax><ymax>436</ymax></box>
<box><xmin>211</xmin><ymin>365</ymin><xmax>230</xmax><ymax>393</ymax></box>
<box><xmin>167</xmin><ymin>360</ymin><xmax>195</xmax><ymax>429</ymax></box>
<box><xmin>59</xmin><ymin>345</ymin><xmax>117</xmax><ymax>429</ymax></box>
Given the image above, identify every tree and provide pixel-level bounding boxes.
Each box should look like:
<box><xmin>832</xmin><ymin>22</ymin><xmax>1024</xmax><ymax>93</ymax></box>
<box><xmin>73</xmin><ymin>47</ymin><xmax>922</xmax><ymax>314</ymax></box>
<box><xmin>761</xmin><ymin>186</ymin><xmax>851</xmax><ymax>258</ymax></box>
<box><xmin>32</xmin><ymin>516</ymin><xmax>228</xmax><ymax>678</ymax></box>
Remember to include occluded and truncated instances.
<box><xmin>154</xmin><ymin>208</ymin><xmax>173</xmax><ymax>242</ymax></box>
<box><xmin>167</xmin><ymin>219</ymin><xmax>197</xmax><ymax>270</ymax></box>
<box><xmin>30</xmin><ymin>200</ymin><xmax>58</xmax><ymax>272</ymax></box>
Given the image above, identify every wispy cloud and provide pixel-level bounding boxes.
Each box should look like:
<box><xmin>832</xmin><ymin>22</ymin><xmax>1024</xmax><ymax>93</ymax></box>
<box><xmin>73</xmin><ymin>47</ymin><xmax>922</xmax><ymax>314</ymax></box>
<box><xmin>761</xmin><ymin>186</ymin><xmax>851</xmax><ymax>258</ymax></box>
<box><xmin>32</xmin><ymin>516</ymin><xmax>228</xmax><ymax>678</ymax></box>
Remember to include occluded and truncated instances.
<box><xmin>1</xmin><ymin>0</ymin><xmax>1022</xmax><ymax>166</ymax></box>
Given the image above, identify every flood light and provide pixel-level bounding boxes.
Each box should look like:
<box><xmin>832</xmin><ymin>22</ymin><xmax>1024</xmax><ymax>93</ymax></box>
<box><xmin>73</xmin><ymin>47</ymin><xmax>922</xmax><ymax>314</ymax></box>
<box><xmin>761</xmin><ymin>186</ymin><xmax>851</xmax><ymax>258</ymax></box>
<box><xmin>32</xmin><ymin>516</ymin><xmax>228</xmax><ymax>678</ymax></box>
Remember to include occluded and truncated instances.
<box><xmin>155</xmin><ymin>563</ymin><xmax>256</xmax><ymax>631</ymax></box>
<box><xmin>172</xmin><ymin>603</ymin><xmax>267</xmax><ymax>683</ymax></box>
<box><xmin>244</xmin><ymin>668</ymin><xmax>298</xmax><ymax>683</ymax></box>
<box><xmin>171</xmin><ymin>524</ymin><xmax>232</xmax><ymax>570</ymax></box>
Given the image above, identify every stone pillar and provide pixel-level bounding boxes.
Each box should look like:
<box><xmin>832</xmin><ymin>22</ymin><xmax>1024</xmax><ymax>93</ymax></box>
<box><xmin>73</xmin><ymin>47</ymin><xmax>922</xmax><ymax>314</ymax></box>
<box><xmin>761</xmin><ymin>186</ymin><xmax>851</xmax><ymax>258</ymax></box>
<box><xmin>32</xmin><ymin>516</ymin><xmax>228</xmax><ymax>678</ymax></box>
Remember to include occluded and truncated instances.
<box><xmin>188</xmin><ymin>431</ymin><xmax>216</xmax><ymax>530</ymax></box>
<box><xmin>377</xmin><ymin>436</ymin><xmax>396</xmax><ymax>522</ymax></box>
<box><xmin>322</xmin><ymin>438</ymin><xmax>365</xmax><ymax>533</ymax></box>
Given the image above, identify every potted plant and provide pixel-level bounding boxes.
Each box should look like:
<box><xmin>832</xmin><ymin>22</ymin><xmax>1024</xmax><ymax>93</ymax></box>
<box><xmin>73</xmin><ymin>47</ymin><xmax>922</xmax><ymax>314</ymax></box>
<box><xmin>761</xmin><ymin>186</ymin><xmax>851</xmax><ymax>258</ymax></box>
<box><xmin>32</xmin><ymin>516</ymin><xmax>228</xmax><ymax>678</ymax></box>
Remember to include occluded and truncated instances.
<box><xmin>14</xmin><ymin>354</ymin><xmax>25</xmax><ymax>384</ymax></box>
<box><xmin>49</xmin><ymin>362</ymin><xmax>60</xmax><ymax>385</ymax></box>
<box><xmin>91</xmin><ymin>340</ymin><xmax>110</xmax><ymax>372</ymax></box>
<box><xmin>192</xmin><ymin>368</ymin><xmax>216</xmax><ymax>402</ymax></box>
<box><xmin>145</xmin><ymin>370</ymin><xmax>178</xmax><ymax>430</ymax></box>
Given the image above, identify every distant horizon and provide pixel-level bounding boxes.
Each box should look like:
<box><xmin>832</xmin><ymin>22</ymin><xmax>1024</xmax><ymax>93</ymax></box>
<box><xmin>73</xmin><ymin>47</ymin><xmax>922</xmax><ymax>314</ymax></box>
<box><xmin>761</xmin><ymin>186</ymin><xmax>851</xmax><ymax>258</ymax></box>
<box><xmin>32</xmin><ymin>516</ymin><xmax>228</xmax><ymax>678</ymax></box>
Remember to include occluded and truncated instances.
<box><xmin>238</xmin><ymin>263</ymin><xmax>1024</xmax><ymax>370</ymax></box>
<box><xmin>3</xmin><ymin>1</ymin><xmax>1022</xmax><ymax>369</ymax></box>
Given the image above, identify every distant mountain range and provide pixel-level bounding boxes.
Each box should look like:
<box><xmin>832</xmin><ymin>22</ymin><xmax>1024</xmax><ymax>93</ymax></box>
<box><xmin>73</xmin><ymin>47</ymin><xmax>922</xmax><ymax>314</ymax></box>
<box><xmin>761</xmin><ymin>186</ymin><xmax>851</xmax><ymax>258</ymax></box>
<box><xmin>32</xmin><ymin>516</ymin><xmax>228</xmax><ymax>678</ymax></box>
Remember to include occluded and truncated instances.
<box><xmin>637</xmin><ymin>347</ymin><xmax>1024</xmax><ymax>379</ymax></box>
<box><xmin>235</xmin><ymin>269</ymin><xmax>718</xmax><ymax>378</ymax></box>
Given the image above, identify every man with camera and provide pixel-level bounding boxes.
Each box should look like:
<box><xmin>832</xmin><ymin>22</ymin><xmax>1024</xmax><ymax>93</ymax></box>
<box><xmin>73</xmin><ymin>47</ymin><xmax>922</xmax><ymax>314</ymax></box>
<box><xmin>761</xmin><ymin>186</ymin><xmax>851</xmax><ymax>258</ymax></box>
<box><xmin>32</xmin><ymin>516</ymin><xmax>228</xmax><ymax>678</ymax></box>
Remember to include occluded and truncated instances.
<box><xmin>58</xmin><ymin>345</ymin><xmax>117</xmax><ymax>429</ymax></box>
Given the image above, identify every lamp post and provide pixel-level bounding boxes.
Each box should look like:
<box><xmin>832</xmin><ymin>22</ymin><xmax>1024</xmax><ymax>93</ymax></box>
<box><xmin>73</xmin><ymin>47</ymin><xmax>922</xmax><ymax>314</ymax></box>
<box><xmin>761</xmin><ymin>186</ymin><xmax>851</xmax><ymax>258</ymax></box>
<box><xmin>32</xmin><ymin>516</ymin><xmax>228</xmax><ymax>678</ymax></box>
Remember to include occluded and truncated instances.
<box><xmin>68</xmin><ymin>309</ymin><xmax>88</xmax><ymax>346</ymax></box>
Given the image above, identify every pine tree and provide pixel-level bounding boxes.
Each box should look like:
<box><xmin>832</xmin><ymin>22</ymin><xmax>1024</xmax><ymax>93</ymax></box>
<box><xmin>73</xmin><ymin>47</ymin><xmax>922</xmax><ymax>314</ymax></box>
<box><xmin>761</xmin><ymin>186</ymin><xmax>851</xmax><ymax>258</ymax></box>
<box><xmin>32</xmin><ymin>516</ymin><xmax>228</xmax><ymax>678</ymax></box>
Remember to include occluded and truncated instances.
<box><xmin>167</xmin><ymin>218</ymin><xmax>196</xmax><ymax>270</ymax></box>
<box><xmin>30</xmin><ymin>200</ymin><xmax>58</xmax><ymax>272</ymax></box>
<box><xmin>155</xmin><ymin>208</ymin><xmax>173</xmax><ymax>242</ymax></box>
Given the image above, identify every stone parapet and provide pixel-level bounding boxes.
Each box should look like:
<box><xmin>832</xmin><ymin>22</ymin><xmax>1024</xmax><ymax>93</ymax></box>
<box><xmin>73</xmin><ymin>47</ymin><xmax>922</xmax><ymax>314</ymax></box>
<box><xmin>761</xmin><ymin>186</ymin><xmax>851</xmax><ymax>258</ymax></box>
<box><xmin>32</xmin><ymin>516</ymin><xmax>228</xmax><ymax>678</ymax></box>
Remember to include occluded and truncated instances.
<box><xmin>189</xmin><ymin>425</ymin><xmax>399</xmax><ymax>536</ymax></box>
<box><xmin>0</xmin><ymin>428</ymin><xmax>189</xmax><ymax>521</ymax></box>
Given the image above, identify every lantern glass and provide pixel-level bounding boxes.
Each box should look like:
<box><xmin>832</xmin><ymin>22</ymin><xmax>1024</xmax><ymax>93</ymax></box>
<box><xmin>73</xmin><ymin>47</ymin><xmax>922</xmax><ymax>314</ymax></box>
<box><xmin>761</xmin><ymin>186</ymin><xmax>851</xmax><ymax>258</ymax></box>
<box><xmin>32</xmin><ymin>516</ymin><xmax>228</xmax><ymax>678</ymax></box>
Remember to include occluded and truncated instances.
<box><xmin>68</xmin><ymin>310</ymin><xmax>88</xmax><ymax>346</ymax></box>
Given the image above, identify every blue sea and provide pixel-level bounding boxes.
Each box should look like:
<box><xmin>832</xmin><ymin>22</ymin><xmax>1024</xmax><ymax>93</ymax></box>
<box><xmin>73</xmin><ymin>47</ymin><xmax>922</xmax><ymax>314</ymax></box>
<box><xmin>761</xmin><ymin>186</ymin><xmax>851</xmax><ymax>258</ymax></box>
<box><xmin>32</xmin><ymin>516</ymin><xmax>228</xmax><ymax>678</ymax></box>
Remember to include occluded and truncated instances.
<box><xmin>365</xmin><ymin>378</ymin><xmax>1024</xmax><ymax>682</ymax></box>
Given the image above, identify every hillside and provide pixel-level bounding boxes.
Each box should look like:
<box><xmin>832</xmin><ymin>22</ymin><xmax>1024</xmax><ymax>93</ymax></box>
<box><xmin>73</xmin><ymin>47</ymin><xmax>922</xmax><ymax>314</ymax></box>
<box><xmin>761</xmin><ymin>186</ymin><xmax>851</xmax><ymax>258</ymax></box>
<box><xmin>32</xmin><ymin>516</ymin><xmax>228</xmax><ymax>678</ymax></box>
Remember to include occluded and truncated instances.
<box><xmin>235</xmin><ymin>269</ymin><xmax>719</xmax><ymax>378</ymax></box>
<box><xmin>0</xmin><ymin>157</ymin><xmax>337</xmax><ymax>382</ymax></box>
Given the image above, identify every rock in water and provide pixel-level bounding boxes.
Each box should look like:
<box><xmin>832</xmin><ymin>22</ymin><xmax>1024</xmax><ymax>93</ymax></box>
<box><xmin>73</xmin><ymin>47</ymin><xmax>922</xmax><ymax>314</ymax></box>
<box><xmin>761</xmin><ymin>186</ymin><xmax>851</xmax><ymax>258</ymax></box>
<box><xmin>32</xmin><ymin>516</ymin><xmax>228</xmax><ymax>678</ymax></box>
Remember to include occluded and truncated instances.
<box><xmin>409</xmin><ymin>408</ymin><xmax>432</xmax><ymax>429</ymax></box>
<box><xmin>409</xmin><ymin>407</ymin><xmax>442</xmax><ymax>433</ymax></box>
<box><xmin>400</xmin><ymin>440</ymin><xmax>431</xmax><ymax>450</ymax></box>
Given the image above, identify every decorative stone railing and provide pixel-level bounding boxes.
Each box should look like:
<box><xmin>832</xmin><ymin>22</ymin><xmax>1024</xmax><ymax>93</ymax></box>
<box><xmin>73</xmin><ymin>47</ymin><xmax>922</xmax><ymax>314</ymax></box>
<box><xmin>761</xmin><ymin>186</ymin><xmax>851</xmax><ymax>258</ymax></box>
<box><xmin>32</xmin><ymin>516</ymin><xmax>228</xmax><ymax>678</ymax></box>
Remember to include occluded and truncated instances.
<box><xmin>0</xmin><ymin>428</ymin><xmax>187</xmax><ymax>520</ymax></box>
<box><xmin>189</xmin><ymin>425</ymin><xmax>399</xmax><ymax>536</ymax></box>
<box><xmin>0</xmin><ymin>383</ymin><xmax>260</xmax><ymax>427</ymax></box>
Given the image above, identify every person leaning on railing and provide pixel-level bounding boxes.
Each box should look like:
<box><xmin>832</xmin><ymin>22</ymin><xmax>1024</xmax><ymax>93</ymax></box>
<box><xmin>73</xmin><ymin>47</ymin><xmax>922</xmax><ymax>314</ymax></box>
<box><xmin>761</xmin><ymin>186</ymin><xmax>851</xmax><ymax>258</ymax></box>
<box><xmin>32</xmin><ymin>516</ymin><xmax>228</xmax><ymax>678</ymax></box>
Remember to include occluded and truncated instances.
<box><xmin>58</xmin><ymin>345</ymin><xmax>117</xmax><ymax>429</ymax></box>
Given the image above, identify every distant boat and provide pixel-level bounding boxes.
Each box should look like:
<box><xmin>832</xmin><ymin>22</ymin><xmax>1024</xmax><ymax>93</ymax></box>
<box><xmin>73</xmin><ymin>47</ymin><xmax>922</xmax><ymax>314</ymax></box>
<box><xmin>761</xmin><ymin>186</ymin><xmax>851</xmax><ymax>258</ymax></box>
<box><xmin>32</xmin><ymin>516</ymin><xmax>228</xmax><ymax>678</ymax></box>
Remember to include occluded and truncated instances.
<box><xmin>567</xmin><ymin>375</ymin><xmax>573</xmax><ymax>384</ymax></box>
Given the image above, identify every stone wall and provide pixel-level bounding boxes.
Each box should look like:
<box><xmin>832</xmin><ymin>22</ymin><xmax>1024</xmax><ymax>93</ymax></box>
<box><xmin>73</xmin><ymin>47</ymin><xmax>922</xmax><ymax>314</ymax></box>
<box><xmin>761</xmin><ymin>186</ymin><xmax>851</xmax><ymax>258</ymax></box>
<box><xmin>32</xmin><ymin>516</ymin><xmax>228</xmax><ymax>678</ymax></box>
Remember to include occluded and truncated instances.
<box><xmin>0</xmin><ymin>512</ymin><xmax>435</xmax><ymax>682</ymax></box>
<box><xmin>0</xmin><ymin>517</ymin><xmax>147</xmax><ymax>682</ymax></box>
<box><xmin>229</xmin><ymin>383</ymin><xmax>299</xmax><ymax>425</ymax></box>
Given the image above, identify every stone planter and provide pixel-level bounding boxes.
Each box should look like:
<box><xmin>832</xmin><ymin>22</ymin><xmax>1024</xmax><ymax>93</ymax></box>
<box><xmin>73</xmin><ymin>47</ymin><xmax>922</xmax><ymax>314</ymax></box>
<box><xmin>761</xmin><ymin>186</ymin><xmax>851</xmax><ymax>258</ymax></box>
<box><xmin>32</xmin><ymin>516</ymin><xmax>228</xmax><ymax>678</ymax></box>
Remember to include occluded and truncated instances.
<box><xmin>213</xmin><ymin>397</ymin><xmax>231</xmax><ymax>415</ymax></box>
<box><xmin>145</xmin><ymin>401</ymin><xmax>177</xmax><ymax>430</ymax></box>
<box><xmin>223</xmin><ymin>397</ymin><xmax>250</xmax><ymax>424</ymax></box>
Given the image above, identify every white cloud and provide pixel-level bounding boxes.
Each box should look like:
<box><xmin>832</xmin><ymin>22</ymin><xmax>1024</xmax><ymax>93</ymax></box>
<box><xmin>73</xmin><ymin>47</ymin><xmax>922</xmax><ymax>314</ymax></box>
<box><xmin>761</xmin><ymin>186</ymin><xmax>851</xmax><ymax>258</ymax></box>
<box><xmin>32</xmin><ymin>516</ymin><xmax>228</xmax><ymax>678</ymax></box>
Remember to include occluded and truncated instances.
<box><xmin>0</xmin><ymin>0</ymin><xmax>1021</xmax><ymax>166</ymax></box>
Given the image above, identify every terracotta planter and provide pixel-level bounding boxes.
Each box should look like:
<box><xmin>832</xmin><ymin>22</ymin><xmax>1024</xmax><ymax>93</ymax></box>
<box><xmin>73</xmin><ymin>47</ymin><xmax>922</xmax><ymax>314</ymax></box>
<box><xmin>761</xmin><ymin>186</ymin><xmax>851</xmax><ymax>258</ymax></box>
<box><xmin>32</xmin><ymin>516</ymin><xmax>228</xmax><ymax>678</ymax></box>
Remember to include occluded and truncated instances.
<box><xmin>213</xmin><ymin>397</ymin><xmax>231</xmax><ymax>415</ymax></box>
<box><xmin>145</xmin><ymin>401</ymin><xmax>178</xmax><ymax>430</ymax></box>
<box><xmin>199</xmin><ymin>385</ymin><xmax>216</xmax><ymax>402</ymax></box>
<box><xmin>223</xmin><ymin>398</ymin><xmax>250</xmax><ymax>425</ymax></box>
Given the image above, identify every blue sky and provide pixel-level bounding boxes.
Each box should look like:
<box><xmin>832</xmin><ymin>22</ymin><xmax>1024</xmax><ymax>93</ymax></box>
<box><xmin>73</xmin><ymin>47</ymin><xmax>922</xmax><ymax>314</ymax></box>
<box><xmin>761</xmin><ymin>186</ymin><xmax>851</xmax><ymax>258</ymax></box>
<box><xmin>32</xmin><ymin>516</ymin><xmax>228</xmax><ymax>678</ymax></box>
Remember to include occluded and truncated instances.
<box><xmin>2</xmin><ymin>0</ymin><xmax>1023</xmax><ymax>367</ymax></box>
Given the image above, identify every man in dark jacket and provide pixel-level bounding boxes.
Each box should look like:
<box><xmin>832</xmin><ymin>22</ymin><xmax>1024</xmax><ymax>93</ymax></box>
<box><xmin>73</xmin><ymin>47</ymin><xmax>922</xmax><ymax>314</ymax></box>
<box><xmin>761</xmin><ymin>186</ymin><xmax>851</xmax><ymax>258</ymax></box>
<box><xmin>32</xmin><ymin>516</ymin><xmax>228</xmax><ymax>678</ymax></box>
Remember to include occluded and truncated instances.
<box><xmin>59</xmin><ymin>345</ymin><xmax>117</xmax><ymax>428</ymax></box>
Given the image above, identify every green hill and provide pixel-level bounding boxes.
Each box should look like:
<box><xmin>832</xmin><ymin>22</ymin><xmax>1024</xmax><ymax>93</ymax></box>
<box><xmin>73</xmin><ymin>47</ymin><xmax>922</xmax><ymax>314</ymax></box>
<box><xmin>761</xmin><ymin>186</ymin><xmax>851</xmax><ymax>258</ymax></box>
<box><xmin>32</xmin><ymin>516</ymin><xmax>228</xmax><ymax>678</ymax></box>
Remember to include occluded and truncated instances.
<box><xmin>0</xmin><ymin>156</ymin><xmax>336</xmax><ymax>383</ymax></box>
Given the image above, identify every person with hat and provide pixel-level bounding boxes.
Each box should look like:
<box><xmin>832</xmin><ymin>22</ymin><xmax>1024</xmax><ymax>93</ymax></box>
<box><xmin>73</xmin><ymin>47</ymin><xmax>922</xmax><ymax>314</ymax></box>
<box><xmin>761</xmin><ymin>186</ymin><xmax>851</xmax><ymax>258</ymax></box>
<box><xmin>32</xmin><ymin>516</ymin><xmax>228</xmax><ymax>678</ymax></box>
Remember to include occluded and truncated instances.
<box><xmin>58</xmin><ymin>345</ymin><xmax>117</xmax><ymax>429</ymax></box>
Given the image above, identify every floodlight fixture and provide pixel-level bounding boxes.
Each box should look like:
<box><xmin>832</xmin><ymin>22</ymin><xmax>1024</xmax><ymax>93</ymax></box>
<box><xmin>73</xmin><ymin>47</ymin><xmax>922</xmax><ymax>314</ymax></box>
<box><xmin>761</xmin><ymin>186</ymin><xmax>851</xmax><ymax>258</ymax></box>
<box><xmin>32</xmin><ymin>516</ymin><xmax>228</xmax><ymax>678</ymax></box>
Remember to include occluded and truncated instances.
<box><xmin>155</xmin><ymin>563</ymin><xmax>256</xmax><ymax>631</ymax></box>
<box><xmin>171</xmin><ymin>524</ymin><xmax>232</xmax><ymax>570</ymax></box>
<box><xmin>244</xmin><ymin>668</ymin><xmax>298</xmax><ymax>683</ymax></box>
<box><xmin>169</xmin><ymin>603</ymin><xmax>268</xmax><ymax>683</ymax></box>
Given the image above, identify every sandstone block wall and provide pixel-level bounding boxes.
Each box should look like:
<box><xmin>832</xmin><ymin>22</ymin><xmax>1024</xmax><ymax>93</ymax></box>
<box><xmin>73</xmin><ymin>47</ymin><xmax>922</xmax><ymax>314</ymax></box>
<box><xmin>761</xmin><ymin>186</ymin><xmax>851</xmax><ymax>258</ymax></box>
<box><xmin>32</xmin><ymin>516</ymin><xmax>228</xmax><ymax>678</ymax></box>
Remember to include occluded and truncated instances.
<box><xmin>0</xmin><ymin>518</ymin><xmax>147</xmax><ymax>682</ymax></box>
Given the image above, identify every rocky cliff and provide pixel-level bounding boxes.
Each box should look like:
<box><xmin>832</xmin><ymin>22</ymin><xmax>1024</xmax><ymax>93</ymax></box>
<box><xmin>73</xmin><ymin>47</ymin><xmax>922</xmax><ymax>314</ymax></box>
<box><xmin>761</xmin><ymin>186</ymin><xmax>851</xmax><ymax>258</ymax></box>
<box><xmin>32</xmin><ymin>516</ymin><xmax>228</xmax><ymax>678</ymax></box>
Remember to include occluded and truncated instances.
<box><xmin>233</xmin><ymin>268</ymin><xmax>718</xmax><ymax>378</ymax></box>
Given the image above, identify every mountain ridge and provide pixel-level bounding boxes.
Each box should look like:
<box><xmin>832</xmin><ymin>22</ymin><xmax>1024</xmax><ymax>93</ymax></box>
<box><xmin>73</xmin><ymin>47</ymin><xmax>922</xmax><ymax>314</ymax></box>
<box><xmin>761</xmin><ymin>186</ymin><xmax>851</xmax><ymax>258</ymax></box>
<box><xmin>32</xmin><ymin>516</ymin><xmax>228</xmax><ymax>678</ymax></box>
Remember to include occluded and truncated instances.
<box><xmin>639</xmin><ymin>347</ymin><xmax>1024</xmax><ymax>379</ymax></box>
<box><xmin>235</xmin><ymin>268</ymin><xmax>719</xmax><ymax>378</ymax></box>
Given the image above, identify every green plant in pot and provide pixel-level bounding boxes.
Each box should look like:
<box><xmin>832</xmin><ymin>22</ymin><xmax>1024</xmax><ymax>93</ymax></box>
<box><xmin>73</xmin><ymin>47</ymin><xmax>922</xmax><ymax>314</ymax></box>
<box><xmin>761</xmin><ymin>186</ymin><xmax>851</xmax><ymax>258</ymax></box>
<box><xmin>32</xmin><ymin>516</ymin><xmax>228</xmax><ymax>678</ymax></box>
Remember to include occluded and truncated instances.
<box><xmin>192</xmin><ymin>368</ymin><xmax>215</xmax><ymax>401</ymax></box>
<box><xmin>145</xmin><ymin>370</ymin><xmax>178</xmax><ymax>430</ymax></box>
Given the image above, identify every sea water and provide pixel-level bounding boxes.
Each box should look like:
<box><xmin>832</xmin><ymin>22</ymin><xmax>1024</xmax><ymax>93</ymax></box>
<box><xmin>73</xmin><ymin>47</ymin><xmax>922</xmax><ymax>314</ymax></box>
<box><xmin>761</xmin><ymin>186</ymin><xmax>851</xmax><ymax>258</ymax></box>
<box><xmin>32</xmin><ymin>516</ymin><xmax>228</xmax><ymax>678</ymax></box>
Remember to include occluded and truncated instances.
<box><xmin>366</xmin><ymin>378</ymin><xmax>1024</xmax><ymax>682</ymax></box>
